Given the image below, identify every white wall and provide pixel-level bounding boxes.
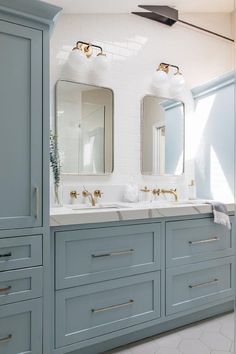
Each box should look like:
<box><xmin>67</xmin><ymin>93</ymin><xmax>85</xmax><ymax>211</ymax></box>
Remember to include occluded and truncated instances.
<box><xmin>50</xmin><ymin>12</ymin><xmax>234</xmax><ymax>195</ymax></box>
<box><xmin>193</xmin><ymin>75</ymin><xmax>234</xmax><ymax>202</ymax></box>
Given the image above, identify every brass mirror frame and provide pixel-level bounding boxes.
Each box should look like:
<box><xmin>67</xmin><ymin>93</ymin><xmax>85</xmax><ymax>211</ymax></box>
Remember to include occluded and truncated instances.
<box><xmin>140</xmin><ymin>94</ymin><xmax>185</xmax><ymax>176</ymax></box>
<box><xmin>55</xmin><ymin>79</ymin><xmax>114</xmax><ymax>176</ymax></box>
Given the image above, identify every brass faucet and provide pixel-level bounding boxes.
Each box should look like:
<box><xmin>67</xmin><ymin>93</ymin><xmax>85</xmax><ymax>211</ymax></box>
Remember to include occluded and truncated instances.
<box><xmin>153</xmin><ymin>188</ymin><xmax>178</xmax><ymax>202</ymax></box>
<box><xmin>82</xmin><ymin>187</ymin><xmax>103</xmax><ymax>206</ymax></box>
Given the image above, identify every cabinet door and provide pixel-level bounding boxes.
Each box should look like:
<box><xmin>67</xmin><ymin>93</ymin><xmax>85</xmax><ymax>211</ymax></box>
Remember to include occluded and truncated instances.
<box><xmin>55</xmin><ymin>223</ymin><xmax>161</xmax><ymax>289</ymax></box>
<box><xmin>166</xmin><ymin>257</ymin><xmax>234</xmax><ymax>315</ymax></box>
<box><xmin>0</xmin><ymin>20</ymin><xmax>42</xmax><ymax>229</ymax></box>
<box><xmin>0</xmin><ymin>299</ymin><xmax>42</xmax><ymax>354</ymax></box>
<box><xmin>55</xmin><ymin>273</ymin><xmax>160</xmax><ymax>347</ymax></box>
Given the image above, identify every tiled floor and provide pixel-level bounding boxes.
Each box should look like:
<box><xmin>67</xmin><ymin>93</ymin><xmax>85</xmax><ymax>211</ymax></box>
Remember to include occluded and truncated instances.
<box><xmin>104</xmin><ymin>312</ymin><xmax>234</xmax><ymax>354</ymax></box>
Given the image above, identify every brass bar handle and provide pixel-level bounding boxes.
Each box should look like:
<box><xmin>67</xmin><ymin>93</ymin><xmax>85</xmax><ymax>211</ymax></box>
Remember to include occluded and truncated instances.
<box><xmin>189</xmin><ymin>278</ymin><xmax>219</xmax><ymax>289</ymax></box>
<box><xmin>0</xmin><ymin>252</ymin><xmax>12</xmax><ymax>258</ymax></box>
<box><xmin>189</xmin><ymin>237</ymin><xmax>219</xmax><ymax>245</ymax></box>
<box><xmin>92</xmin><ymin>249</ymin><xmax>135</xmax><ymax>258</ymax></box>
<box><xmin>34</xmin><ymin>187</ymin><xmax>39</xmax><ymax>219</ymax></box>
<box><xmin>0</xmin><ymin>334</ymin><xmax>12</xmax><ymax>343</ymax></box>
<box><xmin>91</xmin><ymin>299</ymin><xmax>134</xmax><ymax>313</ymax></box>
<box><xmin>0</xmin><ymin>286</ymin><xmax>11</xmax><ymax>293</ymax></box>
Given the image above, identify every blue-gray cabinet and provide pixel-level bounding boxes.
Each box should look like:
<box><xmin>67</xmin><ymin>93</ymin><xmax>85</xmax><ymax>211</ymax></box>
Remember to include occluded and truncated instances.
<box><xmin>0</xmin><ymin>267</ymin><xmax>42</xmax><ymax>306</ymax></box>
<box><xmin>166</xmin><ymin>257</ymin><xmax>234</xmax><ymax>315</ymax></box>
<box><xmin>55</xmin><ymin>272</ymin><xmax>161</xmax><ymax>348</ymax></box>
<box><xmin>55</xmin><ymin>224</ymin><xmax>161</xmax><ymax>289</ymax></box>
<box><xmin>166</xmin><ymin>218</ymin><xmax>233</xmax><ymax>267</ymax></box>
<box><xmin>0</xmin><ymin>299</ymin><xmax>42</xmax><ymax>354</ymax></box>
<box><xmin>0</xmin><ymin>1</ymin><xmax>61</xmax><ymax>354</ymax></box>
<box><xmin>51</xmin><ymin>214</ymin><xmax>234</xmax><ymax>354</ymax></box>
<box><xmin>0</xmin><ymin>236</ymin><xmax>42</xmax><ymax>271</ymax></box>
<box><xmin>0</xmin><ymin>20</ymin><xmax>43</xmax><ymax>230</ymax></box>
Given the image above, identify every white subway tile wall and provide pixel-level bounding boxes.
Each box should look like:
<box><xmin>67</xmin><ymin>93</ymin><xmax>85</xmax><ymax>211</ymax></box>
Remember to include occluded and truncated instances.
<box><xmin>50</xmin><ymin>13</ymin><xmax>234</xmax><ymax>194</ymax></box>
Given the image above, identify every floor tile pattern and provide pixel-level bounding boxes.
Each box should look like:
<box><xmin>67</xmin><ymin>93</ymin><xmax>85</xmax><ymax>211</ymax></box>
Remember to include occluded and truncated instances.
<box><xmin>104</xmin><ymin>312</ymin><xmax>234</xmax><ymax>354</ymax></box>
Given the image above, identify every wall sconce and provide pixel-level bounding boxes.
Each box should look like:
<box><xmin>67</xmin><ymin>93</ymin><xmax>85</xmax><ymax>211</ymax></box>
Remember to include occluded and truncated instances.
<box><xmin>153</xmin><ymin>62</ymin><xmax>185</xmax><ymax>91</ymax></box>
<box><xmin>68</xmin><ymin>41</ymin><xmax>109</xmax><ymax>72</ymax></box>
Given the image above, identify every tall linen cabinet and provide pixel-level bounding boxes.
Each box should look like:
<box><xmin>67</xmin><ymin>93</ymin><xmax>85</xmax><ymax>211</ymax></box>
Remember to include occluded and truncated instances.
<box><xmin>0</xmin><ymin>1</ymin><xmax>61</xmax><ymax>353</ymax></box>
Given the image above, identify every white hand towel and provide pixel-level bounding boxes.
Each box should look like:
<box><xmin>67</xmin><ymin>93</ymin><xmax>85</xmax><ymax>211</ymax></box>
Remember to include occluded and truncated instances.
<box><xmin>209</xmin><ymin>201</ymin><xmax>231</xmax><ymax>230</ymax></box>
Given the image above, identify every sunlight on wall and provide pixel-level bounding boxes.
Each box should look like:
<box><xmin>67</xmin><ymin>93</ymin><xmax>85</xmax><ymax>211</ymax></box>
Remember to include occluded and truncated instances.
<box><xmin>210</xmin><ymin>146</ymin><xmax>233</xmax><ymax>202</ymax></box>
<box><xmin>174</xmin><ymin>152</ymin><xmax>184</xmax><ymax>175</ymax></box>
<box><xmin>186</xmin><ymin>94</ymin><xmax>216</xmax><ymax>160</ymax></box>
<box><xmin>84</xmin><ymin>140</ymin><xmax>94</xmax><ymax>167</ymax></box>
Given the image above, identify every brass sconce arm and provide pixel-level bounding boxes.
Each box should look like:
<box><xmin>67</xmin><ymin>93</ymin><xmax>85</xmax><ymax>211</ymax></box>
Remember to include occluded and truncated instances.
<box><xmin>158</xmin><ymin>62</ymin><xmax>181</xmax><ymax>75</ymax></box>
<box><xmin>72</xmin><ymin>41</ymin><xmax>105</xmax><ymax>58</ymax></box>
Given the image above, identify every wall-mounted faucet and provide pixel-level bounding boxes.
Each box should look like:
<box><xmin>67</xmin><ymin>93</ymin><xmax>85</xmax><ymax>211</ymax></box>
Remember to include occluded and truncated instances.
<box><xmin>153</xmin><ymin>188</ymin><xmax>178</xmax><ymax>202</ymax></box>
<box><xmin>82</xmin><ymin>187</ymin><xmax>103</xmax><ymax>206</ymax></box>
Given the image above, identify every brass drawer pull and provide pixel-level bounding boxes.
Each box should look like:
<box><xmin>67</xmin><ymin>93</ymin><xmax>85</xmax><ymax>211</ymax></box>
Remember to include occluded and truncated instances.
<box><xmin>189</xmin><ymin>278</ymin><xmax>219</xmax><ymax>289</ymax></box>
<box><xmin>92</xmin><ymin>249</ymin><xmax>134</xmax><ymax>258</ymax></box>
<box><xmin>189</xmin><ymin>237</ymin><xmax>219</xmax><ymax>245</ymax></box>
<box><xmin>0</xmin><ymin>334</ymin><xmax>12</xmax><ymax>343</ymax></box>
<box><xmin>0</xmin><ymin>252</ymin><xmax>12</xmax><ymax>258</ymax></box>
<box><xmin>91</xmin><ymin>299</ymin><xmax>134</xmax><ymax>313</ymax></box>
<box><xmin>34</xmin><ymin>187</ymin><xmax>39</xmax><ymax>219</ymax></box>
<box><xmin>0</xmin><ymin>286</ymin><xmax>11</xmax><ymax>293</ymax></box>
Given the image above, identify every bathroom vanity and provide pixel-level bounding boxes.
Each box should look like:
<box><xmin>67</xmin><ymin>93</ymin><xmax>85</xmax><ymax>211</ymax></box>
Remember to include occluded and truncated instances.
<box><xmin>0</xmin><ymin>1</ymin><xmax>234</xmax><ymax>353</ymax></box>
<box><xmin>50</xmin><ymin>203</ymin><xmax>235</xmax><ymax>354</ymax></box>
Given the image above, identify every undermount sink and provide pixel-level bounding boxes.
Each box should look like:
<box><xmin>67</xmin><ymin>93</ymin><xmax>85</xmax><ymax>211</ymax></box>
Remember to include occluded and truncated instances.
<box><xmin>150</xmin><ymin>199</ymin><xmax>206</xmax><ymax>207</ymax></box>
<box><xmin>173</xmin><ymin>200</ymin><xmax>206</xmax><ymax>205</ymax></box>
<box><xmin>67</xmin><ymin>203</ymin><xmax>131</xmax><ymax>211</ymax></box>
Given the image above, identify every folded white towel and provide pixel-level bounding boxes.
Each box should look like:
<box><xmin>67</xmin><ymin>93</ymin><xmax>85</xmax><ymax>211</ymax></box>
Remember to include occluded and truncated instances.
<box><xmin>209</xmin><ymin>201</ymin><xmax>231</xmax><ymax>230</ymax></box>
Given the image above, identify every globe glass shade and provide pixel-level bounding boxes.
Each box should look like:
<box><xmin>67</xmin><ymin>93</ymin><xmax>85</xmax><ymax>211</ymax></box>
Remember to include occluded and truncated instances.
<box><xmin>68</xmin><ymin>49</ymin><xmax>88</xmax><ymax>71</ymax></box>
<box><xmin>93</xmin><ymin>53</ymin><xmax>109</xmax><ymax>72</ymax></box>
<box><xmin>153</xmin><ymin>70</ymin><xmax>169</xmax><ymax>88</ymax></box>
<box><xmin>170</xmin><ymin>73</ymin><xmax>185</xmax><ymax>90</ymax></box>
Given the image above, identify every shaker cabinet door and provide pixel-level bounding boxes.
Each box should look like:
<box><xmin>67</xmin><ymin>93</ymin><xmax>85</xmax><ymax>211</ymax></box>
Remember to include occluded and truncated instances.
<box><xmin>0</xmin><ymin>21</ymin><xmax>42</xmax><ymax>229</ymax></box>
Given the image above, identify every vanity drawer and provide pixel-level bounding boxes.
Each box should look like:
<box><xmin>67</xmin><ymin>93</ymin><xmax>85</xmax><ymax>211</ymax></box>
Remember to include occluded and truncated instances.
<box><xmin>0</xmin><ymin>267</ymin><xmax>42</xmax><ymax>306</ymax></box>
<box><xmin>166</xmin><ymin>257</ymin><xmax>234</xmax><ymax>315</ymax></box>
<box><xmin>55</xmin><ymin>272</ymin><xmax>160</xmax><ymax>347</ymax></box>
<box><xmin>55</xmin><ymin>224</ymin><xmax>161</xmax><ymax>289</ymax></box>
<box><xmin>0</xmin><ymin>235</ymin><xmax>42</xmax><ymax>272</ymax></box>
<box><xmin>166</xmin><ymin>218</ymin><xmax>233</xmax><ymax>267</ymax></box>
<box><xmin>0</xmin><ymin>299</ymin><xmax>42</xmax><ymax>354</ymax></box>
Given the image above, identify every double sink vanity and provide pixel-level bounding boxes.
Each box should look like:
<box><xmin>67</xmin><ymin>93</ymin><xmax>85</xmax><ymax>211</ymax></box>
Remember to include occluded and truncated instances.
<box><xmin>0</xmin><ymin>1</ymin><xmax>234</xmax><ymax>353</ymax></box>
<box><xmin>50</xmin><ymin>198</ymin><xmax>235</xmax><ymax>354</ymax></box>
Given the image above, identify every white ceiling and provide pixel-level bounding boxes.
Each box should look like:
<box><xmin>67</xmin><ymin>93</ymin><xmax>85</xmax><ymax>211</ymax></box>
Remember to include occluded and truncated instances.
<box><xmin>46</xmin><ymin>0</ymin><xmax>234</xmax><ymax>14</ymax></box>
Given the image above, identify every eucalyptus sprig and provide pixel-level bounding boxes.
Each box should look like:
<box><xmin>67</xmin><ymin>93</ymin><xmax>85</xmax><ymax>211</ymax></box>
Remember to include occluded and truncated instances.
<box><xmin>50</xmin><ymin>131</ymin><xmax>61</xmax><ymax>187</ymax></box>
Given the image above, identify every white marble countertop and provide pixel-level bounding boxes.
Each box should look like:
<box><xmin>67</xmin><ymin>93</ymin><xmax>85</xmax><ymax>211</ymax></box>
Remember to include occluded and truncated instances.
<box><xmin>50</xmin><ymin>201</ymin><xmax>235</xmax><ymax>227</ymax></box>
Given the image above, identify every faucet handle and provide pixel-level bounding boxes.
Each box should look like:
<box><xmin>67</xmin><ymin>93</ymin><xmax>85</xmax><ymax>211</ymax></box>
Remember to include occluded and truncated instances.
<box><xmin>152</xmin><ymin>188</ymin><xmax>161</xmax><ymax>195</ymax></box>
<box><xmin>70</xmin><ymin>190</ymin><xmax>80</xmax><ymax>199</ymax></box>
<box><xmin>140</xmin><ymin>186</ymin><xmax>151</xmax><ymax>192</ymax></box>
<box><xmin>94</xmin><ymin>190</ymin><xmax>103</xmax><ymax>198</ymax></box>
<box><xmin>82</xmin><ymin>185</ymin><xmax>90</xmax><ymax>197</ymax></box>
